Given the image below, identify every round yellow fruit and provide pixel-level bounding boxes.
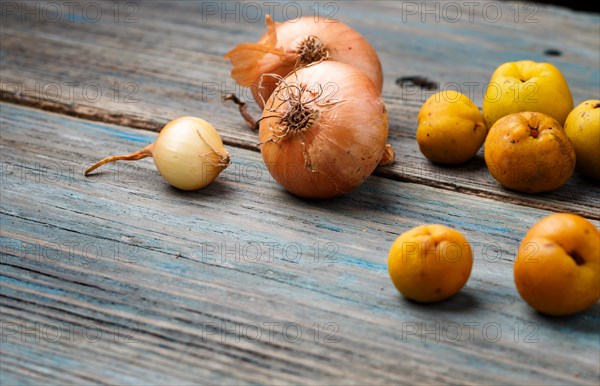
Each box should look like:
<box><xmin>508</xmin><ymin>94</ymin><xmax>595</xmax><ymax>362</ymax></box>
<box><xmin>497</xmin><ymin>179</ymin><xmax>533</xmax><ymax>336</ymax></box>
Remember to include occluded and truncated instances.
<box><xmin>483</xmin><ymin>60</ymin><xmax>573</xmax><ymax>128</ymax></box>
<box><xmin>484</xmin><ymin>112</ymin><xmax>575</xmax><ymax>193</ymax></box>
<box><xmin>514</xmin><ymin>213</ymin><xmax>600</xmax><ymax>316</ymax></box>
<box><xmin>388</xmin><ymin>225</ymin><xmax>473</xmax><ymax>303</ymax></box>
<box><xmin>416</xmin><ymin>90</ymin><xmax>487</xmax><ymax>164</ymax></box>
<box><xmin>564</xmin><ymin>100</ymin><xmax>600</xmax><ymax>179</ymax></box>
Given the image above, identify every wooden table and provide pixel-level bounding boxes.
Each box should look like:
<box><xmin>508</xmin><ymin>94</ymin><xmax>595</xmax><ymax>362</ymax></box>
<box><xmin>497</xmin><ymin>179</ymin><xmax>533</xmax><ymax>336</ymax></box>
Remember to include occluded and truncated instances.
<box><xmin>1</xmin><ymin>1</ymin><xmax>598</xmax><ymax>384</ymax></box>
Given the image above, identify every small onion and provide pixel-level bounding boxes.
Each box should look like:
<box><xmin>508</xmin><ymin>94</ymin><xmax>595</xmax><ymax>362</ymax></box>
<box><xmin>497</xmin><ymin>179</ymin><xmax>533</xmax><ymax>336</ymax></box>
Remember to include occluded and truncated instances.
<box><xmin>85</xmin><ymin>117</ymin><xmax>230</xmax><ymax>190</ymax></box>
<box><xmin>258</xmin><ymin>61</ymin><xmax>389</xmax><ymax>199</ymax></box>
<box><xmin>224</xmin><ymin>15</ymin><xmax>382</xmax><ymax>108</ymax></box>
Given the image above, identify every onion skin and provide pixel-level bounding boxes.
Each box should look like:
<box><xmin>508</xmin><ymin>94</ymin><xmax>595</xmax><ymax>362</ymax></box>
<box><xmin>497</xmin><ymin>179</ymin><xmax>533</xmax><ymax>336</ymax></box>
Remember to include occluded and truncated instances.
<box><xmin>225</xmin><ymin>15</ymin><xmax>383</xmax><ymax>108</ymax></box>
<box><xmin>258</xmin><ymin>61</ymin><xmax>388</xmax><ymax>199</ymax></box>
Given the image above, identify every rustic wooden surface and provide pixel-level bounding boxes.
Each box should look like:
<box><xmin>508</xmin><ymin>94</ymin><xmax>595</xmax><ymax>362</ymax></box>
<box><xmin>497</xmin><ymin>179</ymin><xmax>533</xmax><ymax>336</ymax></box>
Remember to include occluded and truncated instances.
<box><xmin>2</xmin><ymin>103</ymin><xmax>599</xmax><ymax>385</ymax></box>
<box><xmin>1</xmin><ymin>1</ymin><xmax>599</xmax><ymax>385</ymax></box>
<box><xmin>1</xmin><ymin>0</ymin><xmax>599</xmax><ymax>218</ymax></box>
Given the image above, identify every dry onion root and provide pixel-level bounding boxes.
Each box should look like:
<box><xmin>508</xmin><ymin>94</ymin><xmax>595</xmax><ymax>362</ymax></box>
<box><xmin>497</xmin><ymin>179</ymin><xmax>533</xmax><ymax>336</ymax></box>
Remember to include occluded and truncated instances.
<box><xmin>258</xmin><ymin>61</ymin><xmax>391</xmax><ymax>199</ymax></box>
<box><xmin>85</xmin><ymin>117</ymin><xmax>230</xmax><ymax>191</ymax></box>
<box><xmin>224</xmin><ymin>15</ymin><xmax>382</xmax><ymax>108</ymax></box>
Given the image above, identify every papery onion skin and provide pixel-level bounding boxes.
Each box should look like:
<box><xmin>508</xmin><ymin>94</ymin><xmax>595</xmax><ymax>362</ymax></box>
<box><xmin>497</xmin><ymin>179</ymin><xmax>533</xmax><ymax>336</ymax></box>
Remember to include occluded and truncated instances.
<box><xmin>258</xmin><ymin>61</ymin><xmax>388</xmax><ymax>199</ymax></box>
<box><xmin>225</xmin><ymin>15</ymin><xmax>383</xmax><ymax>108</ymax></box>
<box><xmin>153</xmin><ymin>117</ymin><xmax>229</xmax><ymax>190</ymax></box>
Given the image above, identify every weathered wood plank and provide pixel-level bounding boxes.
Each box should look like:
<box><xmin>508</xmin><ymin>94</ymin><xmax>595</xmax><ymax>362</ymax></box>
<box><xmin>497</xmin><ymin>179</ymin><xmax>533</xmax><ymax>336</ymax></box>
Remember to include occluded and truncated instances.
<box><xmin>1</xmin><ymin>103</ymin><xmax>598</xmax><ymax>385</ymax></box>
<box><xmin>0</xmin><ymin>1</ymin><xmax>598</xmax><ymax>218</ymax></box>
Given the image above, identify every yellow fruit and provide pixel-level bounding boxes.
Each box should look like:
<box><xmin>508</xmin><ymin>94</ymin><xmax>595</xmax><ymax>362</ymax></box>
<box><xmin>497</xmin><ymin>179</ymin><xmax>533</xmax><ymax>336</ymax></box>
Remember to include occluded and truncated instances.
<box><xmin>514</xmin><ymin>213</ymin><xmax>600</xmax><ymax>316</ymax></box>
<box><xmin>564</xmin><ymin>100</ymin><xmax>600</xmax><ymax>179</ymax></box>
<box><xmin>484</xmin><ymin>112</ymin><xmax>575</xmax><ymax>193</ymax></box>
<box><xmin>483</xmin><ymin>60</ymin><xmax>573</xmax><ymax>128</ymax></box>
<box><xmin>416</xmin><ymin>91</ymin><xmax>487</xmax><ymax>164</ymax></box>
<box><xmin>388</xmin><ymin>225</ymin><xmax>473</xmax><ymax>303</ymax></box>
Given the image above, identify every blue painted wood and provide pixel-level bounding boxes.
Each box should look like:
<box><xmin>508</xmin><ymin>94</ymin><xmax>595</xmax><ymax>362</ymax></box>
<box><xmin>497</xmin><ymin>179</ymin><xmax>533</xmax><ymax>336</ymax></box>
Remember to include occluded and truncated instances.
<box><xmin>0</xmin><ymin>1</ymin><xmax>598</xmax><ymax>218</ymax></box>
<box><xmin>1</xmin><ymin>103</ymin><xmax>598</xmax><ymax>384</ymax></box>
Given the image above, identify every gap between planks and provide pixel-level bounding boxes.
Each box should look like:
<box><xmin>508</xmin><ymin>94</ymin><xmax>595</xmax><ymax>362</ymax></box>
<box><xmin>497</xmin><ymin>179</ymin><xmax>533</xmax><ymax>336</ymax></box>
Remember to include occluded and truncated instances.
<box><xmin>1</xmin><ymin>94</ymin><xmax>598</xmax><ymax>221</ymax></box>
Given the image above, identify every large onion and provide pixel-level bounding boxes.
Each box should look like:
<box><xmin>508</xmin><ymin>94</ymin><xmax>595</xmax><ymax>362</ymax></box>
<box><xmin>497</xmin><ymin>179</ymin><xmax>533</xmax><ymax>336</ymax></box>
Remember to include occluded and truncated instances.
<box><xmin>225</xmin><ymin>15</ymin><xmax>383</xmax><ymax>108</ymax></box>
<box><xmin>258</xmin><ymin>61</ymin><xmax>389</xmax><ymax>199</ymax></box>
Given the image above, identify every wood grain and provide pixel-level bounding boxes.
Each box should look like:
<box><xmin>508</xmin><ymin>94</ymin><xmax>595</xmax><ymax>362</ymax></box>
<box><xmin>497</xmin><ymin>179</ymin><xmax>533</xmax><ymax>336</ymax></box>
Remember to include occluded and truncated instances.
<box><xmin>1</xmin><ymin>103</ymin><xmax>598</xmax><ymax>385</ymax></box>
<box><xmin>1</xmin><ymin>1</ymin><xmax>598</xmax><ymax>218</ymax></box>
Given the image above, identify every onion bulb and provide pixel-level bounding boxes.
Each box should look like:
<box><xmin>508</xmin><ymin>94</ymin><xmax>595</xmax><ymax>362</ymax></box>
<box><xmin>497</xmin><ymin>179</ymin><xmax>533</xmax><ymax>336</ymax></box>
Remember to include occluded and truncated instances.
<box><xmin>258</xmin><ymin>61</ymin><xmax>389</xmax><ymax>199</ymax></box>
<box><xmin>224</xmin><ymin>15</ymin><xmax>382</xmax><ymax>108</ymax></box>
<box><xmin>85</xmin><ymin>117</ymin><xmax>230</xmax><ymax>190</ymax></box>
